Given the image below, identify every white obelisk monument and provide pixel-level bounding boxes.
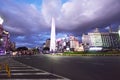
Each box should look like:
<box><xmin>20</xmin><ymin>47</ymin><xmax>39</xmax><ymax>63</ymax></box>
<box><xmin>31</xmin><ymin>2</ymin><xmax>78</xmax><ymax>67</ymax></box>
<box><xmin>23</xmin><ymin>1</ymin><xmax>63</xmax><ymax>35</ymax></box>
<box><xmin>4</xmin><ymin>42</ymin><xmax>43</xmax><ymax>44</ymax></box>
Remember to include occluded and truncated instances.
<box><xmin>50</xmin><ymin>17</ymin><xmax>56</xmax><ymax>52</ymax></box>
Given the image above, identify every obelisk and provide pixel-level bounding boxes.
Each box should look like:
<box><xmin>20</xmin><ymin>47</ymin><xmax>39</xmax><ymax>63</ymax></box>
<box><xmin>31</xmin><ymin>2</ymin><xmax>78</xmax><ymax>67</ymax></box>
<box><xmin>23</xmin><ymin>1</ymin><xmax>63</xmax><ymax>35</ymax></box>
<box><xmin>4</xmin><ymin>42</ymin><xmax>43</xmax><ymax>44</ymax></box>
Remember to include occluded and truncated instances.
<box><xmin>50</xmin><ymin>17</ymin><xmax>56</xmax><ymax>52</ymax></box>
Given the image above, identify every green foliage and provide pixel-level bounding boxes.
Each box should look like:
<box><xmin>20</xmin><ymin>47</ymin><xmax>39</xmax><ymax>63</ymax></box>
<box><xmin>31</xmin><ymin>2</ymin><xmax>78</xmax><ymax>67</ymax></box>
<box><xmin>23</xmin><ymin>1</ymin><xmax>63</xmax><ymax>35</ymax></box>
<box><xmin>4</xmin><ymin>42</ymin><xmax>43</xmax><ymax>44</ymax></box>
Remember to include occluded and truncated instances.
<box><xmin>16</xmin><ymin>47</ymin><xmax>28</xmax><ymax>51</ymax></box>
<box><xmin>43</xmin><ymin>47</ymin><xmax>49</xmax><ymax>51</ymax></box>
<box><xmin>63</xmin><ymin>51</ymin><xmax>120</xmax><ymax>54</ymax></box>
<box><xmin>64</xmin><ymin>51</ymin><xmax>84</xmax><ymax>54</ymax></box>
<box><xmin>32</xmin><ymin>48</ymin><xmax>39</xmax><ymax>54</ymax></box>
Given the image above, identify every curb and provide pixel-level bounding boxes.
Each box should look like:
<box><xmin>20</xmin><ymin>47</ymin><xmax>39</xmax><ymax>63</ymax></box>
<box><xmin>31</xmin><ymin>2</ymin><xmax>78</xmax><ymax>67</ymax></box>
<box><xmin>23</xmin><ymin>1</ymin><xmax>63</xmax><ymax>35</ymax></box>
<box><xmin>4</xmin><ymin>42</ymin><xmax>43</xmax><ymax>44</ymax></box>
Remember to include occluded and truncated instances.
<box><xmin>56</xmin><ymin>54</ymin><xmax>120</xmax><ymax>56</ymax></box>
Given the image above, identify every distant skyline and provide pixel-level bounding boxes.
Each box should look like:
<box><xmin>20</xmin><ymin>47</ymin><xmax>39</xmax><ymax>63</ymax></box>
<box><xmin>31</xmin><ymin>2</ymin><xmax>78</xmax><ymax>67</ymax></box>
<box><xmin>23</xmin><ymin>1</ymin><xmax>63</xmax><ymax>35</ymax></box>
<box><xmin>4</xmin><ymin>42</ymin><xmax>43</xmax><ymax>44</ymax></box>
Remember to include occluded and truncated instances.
<box><xmin>0</xmin><ymin>0</ymin><xmax>120</xmax><ymax>48</ymax></box>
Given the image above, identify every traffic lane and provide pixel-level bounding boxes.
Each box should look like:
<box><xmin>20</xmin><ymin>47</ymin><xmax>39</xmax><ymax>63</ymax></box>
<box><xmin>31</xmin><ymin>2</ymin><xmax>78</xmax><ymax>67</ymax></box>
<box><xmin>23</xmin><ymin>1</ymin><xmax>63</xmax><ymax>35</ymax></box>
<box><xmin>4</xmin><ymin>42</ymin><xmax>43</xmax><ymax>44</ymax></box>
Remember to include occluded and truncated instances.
<box><xmin>51</xmin><ymin>56</ymin><xmax>120</xmax><ymax>80</ymax></box>
<box><xmin>13</xmin><ymin>55</ymin><xmax>120</xmax><ymax>80</ymax></box>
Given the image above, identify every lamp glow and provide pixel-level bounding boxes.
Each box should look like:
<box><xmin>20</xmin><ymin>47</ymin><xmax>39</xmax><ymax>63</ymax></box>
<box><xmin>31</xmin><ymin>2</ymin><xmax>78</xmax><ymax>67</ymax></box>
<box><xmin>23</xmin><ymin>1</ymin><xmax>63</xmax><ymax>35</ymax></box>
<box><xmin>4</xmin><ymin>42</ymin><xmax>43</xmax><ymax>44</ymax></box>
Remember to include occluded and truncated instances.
<box><xmin>89</xmin><ymin>47</ymin><xmax>102</xmax><ymax>51</ymax></box>
<box><xmin>119</xmin><ymin>30</ymin><xmax>120</xmax><ymax>37</ymax></box>
<box><xmin>0</xmin><ymin>17</ymin><xmax>3</xmax><ymax>25</ymax></box>
<box><xmin>118</xmin><ymin>26</ymin><xmax>120</xmax><ymax>36</ymax></box>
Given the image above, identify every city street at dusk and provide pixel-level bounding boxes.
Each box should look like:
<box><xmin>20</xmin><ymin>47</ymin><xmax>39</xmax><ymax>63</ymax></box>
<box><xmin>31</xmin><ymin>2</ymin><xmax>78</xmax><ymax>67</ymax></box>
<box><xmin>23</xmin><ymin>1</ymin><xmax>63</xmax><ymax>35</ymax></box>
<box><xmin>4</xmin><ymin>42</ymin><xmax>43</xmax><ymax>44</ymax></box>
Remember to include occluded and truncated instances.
<box><xmin>0</xmin><ymin>0</ymin><xmax>120</xmax><ymax>80</ymax></box>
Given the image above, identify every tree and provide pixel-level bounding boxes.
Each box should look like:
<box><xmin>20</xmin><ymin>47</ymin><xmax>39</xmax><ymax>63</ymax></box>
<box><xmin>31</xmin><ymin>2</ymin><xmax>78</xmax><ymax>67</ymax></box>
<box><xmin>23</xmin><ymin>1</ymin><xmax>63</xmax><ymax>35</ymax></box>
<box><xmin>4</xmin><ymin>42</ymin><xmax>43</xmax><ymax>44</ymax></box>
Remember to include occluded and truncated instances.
<box><xmin>43</xmin><ymin>47</ymin><xmax>49</xmax><ymax>51</ymax></box>
<box><xmin>16</xmin><ymin>47</ymin><xmax>28</xmax><ymax>51</ymax></box>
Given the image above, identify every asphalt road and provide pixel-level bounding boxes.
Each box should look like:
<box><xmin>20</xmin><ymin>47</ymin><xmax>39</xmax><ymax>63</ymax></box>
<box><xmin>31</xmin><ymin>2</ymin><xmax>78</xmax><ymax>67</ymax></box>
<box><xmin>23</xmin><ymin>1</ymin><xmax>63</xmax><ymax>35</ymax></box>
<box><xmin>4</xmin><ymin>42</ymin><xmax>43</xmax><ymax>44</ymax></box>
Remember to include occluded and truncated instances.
<box><xmin>13</xmin><ymin>54</ymin><xmax>120</xmax><ymax>80</ymax></box>
<box><xmin>0</xmin><ymin>56</ymin><xmax>68</xmax><ymax>80</ymax></box>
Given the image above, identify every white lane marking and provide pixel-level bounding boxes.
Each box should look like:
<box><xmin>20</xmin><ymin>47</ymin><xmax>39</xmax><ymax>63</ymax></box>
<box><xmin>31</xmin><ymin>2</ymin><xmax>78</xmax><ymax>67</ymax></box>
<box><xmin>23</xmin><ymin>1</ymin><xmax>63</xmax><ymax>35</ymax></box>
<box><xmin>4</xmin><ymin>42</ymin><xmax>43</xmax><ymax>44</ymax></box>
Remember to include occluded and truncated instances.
<box><xmin>1</xmin><ymin>69</ymin><xmax>36</xmax><ymax>71</ymax></box>
<box><xmin>0</xmin><ymin>73</ymin><xmax>51</xmax><ymax>75</ymax></box>
<box><xmin>9</xmin><ymin>66</ymin><xmax>30</xmax><ymax>68</ymax></box>
<box><xmin>10</xmin><ymin>66</ymin><xmax>31</xmax><ymax>68</ymax></box>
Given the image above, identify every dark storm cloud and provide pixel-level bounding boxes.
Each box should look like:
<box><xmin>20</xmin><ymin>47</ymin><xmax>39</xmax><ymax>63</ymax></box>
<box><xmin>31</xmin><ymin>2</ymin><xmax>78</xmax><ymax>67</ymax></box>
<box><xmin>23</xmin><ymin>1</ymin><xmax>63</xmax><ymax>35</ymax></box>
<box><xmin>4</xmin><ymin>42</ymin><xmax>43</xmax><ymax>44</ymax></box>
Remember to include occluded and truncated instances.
<box><xmin>0</xmin><ymin>0</ymin><xmax>49</xmax><ymax>47</ymax></box>
<box><xmin>0</xmin><ymin>0</ymin><xmax>120</xmax><ymax>47</ymax></box>
<box><xmin>0</xmin><ymin>0</ymin><xmax>46</xmax><ymax>35</ymax></box>
<box><xmin>61</xmin><ymin>0</ymin><xmax>120</xmax><ymax>31</ymax></box>
<box><xmin>1</xmin><ymin>0</ymin><xmax>120</xmax><ymax>33</ymax></box>
<box><xmin>41</xmin><ymin>0</ymin><xmax>120</xmax><ymax>40</ymax></box>
<box><xmin>41</xmin><ymin>0</ymin><xmax>120</xmax><ymax>34</ymax></box>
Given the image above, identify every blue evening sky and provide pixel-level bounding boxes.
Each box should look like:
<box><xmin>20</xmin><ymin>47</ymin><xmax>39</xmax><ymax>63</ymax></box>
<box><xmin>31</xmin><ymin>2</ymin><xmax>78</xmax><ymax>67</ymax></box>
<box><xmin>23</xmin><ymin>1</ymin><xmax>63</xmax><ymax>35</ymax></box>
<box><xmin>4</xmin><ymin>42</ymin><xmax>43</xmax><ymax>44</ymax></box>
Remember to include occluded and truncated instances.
<box><xmin>0</xmin><ymin>0</ymin><xmax>119</xmax><ymax>48</ymax></box>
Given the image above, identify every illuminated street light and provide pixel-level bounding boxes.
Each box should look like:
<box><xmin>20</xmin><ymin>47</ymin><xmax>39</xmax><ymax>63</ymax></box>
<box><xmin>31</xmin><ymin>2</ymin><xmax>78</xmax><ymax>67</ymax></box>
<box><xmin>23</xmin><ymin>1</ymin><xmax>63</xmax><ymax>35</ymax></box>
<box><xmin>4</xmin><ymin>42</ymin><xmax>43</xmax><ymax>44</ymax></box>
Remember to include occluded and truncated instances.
<box><xmin>0</xmin><ymin>17</ymin><xmax>4</xmax><ymax>25</ymax></box>
<box><xmin>3</xmin><ymin>30</ymin><xmax>9</xmax><ymax>34</ymax></box>
<box><xmin>118</xmin><ymin>30</ymin><xmax>120</xmax><ymax>36</ymax></box>
<box><xmin>119</xmin><ymin>26</ymin><xmax>120</xmax><ymax>37</ymax></box>
<box><xmin>0</xmin><ymin>38</ymin><xmax>4</xmax><ymax>41</ymax></box>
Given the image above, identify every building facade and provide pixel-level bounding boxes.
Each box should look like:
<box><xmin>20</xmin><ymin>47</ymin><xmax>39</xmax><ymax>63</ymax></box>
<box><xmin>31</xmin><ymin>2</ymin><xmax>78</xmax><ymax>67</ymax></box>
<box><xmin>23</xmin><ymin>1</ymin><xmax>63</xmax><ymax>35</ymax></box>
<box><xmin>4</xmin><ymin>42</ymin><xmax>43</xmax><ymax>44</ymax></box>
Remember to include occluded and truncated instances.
<box><xmin>69</xmin><ymin>36</ymin><xmax>79</xmax><ymax>51</ymax></box>
<box><xmin>0</xmin><ymin>24</ymin><xmax>10</xmax><ymax>55</ymax></box>
<box><xmin>45</xmin><ymin>38</ymin><xmax>50</xmax><ymax>48</ymax></box>
<box><xmin>82</xmin><ymin>28</ymin><xmax>120</xmax><ymax>51</ymax></box>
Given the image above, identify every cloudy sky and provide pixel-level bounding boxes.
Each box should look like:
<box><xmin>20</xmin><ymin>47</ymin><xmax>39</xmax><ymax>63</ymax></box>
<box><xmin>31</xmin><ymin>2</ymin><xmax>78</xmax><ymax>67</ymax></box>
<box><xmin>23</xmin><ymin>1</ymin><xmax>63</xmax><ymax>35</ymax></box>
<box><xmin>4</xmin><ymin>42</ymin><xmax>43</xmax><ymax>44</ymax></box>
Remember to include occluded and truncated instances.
<box><xmin>0</xmin><ymin>0</ymin><xmax>120</xmax><ymax>48</ymax></box>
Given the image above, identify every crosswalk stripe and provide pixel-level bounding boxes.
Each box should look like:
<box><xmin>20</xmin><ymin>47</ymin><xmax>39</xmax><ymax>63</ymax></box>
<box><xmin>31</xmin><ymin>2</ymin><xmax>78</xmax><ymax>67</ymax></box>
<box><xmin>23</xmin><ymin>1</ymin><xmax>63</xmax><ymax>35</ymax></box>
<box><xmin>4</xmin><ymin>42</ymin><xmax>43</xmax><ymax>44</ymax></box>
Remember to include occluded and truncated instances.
<box><xmin>10</xmin><ymin>67</ymin><xmax>33</xmax><ymax>69</ymax></box>
<box><xmin>0</xmin><ymin>73</ymin><xmax>51</xmax><ymax>75</ymax></box>
<box><xmin>9</xmin><ymin>66</ymin><xmax>30</xmax><ymax>68</ymax></box>
<box><xmin>0</xmin><ymin>58</ymin><xmax>70</xmax><ymax>80</ymax></box>
<box><xmin>1</xmin><ymin>69</ymin><xmax>37</xmax><ymax>71</ymax></box>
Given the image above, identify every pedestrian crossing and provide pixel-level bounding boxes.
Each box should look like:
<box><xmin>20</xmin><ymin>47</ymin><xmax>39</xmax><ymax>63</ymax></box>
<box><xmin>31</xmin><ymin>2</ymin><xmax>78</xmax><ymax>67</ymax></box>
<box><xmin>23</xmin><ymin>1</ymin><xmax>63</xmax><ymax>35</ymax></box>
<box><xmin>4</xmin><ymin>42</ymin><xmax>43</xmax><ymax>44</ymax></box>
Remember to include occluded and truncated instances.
<box><xmin>0</xmin><ymin>58</ymin><xmax>70</xmax><ymax>80</ymax></box>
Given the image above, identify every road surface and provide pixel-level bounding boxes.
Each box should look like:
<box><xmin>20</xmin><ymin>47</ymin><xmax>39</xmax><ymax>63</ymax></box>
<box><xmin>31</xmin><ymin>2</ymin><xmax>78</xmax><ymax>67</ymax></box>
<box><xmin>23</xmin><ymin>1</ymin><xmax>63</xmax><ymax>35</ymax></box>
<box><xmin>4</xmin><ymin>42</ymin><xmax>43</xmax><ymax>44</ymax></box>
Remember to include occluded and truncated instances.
<box><xmin>13</xmin><ymin>54</ymin><xmax>120</xmax><ymax>80</ymax></box>
<box><xmin>0</xmin><ymin>56</ymin><xmax>69</xmax><ymax>80</ymax></box>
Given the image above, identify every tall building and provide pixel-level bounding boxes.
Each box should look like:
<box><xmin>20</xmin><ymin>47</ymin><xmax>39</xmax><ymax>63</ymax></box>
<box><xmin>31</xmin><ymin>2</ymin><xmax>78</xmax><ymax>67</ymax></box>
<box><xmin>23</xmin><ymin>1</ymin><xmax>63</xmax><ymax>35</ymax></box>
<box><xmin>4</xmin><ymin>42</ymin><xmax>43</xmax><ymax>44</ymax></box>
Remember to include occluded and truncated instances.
<box><xmin>45</xmin><ymin>38</ymin><xmax>50</xmax><ymax>48</ymax></box>
<box><xmin>9</xmin><ymin>42</ymin><xmax>16</xmax><ymax>51</ymax></box>
<box><xmin>50</xmin><ymin>17</ymin><xmax>56</xmax><ymax>52</ymax></box>
<box><xmin>56</xmin><ymin>36</ymin><xmax>80</xmax><ymax>52</ymax></box>
<box><xmin>88</xmin><ymin>32</ymin><xmax>102</xmax><ymax>47</ymax></box>
<box><xmin>0</xmin><ymin>17</ymin><xmax>10</xmax><ymax>55</ymax></box>
<box><xmin>69</xmin><ymin>36</ymin><xmax>79</xmax><ymax>51</ymax></box>
<box><xmin>82</xmin><ymin>27</ymin><xmax>120</xmax><ymax>51</ymax></box>
<box><xmin>82</xmin><ymin>33</ymin><xmax>91</xmax><ymax>50</ymax></box>
<box><xmin>56</xmin><ymin>38</ymin><xmax>68</xmax><ymax>52</ymax></box>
